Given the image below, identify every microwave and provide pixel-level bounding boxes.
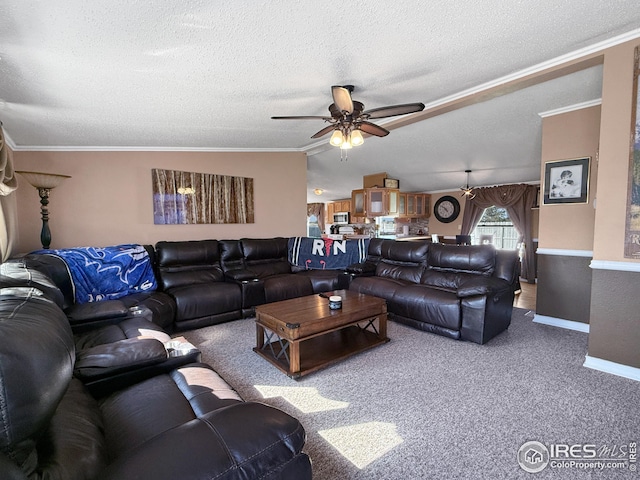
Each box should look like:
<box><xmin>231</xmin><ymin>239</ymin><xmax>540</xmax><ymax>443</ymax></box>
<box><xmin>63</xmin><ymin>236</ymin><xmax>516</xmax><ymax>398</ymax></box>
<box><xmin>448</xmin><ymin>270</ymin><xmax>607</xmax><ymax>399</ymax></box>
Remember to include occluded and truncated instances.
<box><xmin>333</xmin><ymin>212</ymin><xmax>350</xmax><ymax>224</ymax></box>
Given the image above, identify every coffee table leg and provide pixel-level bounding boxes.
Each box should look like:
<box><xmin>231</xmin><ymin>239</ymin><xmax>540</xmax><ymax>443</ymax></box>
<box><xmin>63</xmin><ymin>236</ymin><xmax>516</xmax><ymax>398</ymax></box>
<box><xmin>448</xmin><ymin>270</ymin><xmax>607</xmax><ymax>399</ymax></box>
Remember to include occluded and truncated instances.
<box><xmin>379</xmin><ymin>313</ymin><xmax>388</xmax><ymax>339</ymax></box>
<box><xmin>289</xmin><ymin>340</ymin><xmax>300</xmax><ymax>376</ymax></box>
<box><xmin>256</xmin><ymin>323</ymin><xmax>265</xmax><ymax>349</ymax></box>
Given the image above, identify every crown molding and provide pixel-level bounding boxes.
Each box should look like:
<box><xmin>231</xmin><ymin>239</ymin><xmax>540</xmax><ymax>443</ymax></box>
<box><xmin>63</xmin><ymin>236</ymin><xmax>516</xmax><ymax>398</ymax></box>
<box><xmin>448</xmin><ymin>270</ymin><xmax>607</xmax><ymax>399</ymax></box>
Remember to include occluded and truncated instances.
<box><xmin>8</xmin><ymin>145</ymin><xmax>304</xmax><ymax>153</ymax></box>
<box><xmin>538</xmin><ymin>98</ymin><xmax>602</xmax><ymax>118</ymax></box>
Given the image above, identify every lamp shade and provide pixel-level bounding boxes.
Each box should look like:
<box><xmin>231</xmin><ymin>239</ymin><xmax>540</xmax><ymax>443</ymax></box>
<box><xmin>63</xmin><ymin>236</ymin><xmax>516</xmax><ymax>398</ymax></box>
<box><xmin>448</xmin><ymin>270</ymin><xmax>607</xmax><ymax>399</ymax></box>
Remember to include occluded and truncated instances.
<box><xmin>350</xmin><ymin>129</ymin><xmax>364</xmax><ymax>146</ymax></box>
<box><xmin>330</xmin><ymin>129</ymin><xmax>344</xmax><ymax>147</ymax></box>
<box><xmin>16</xmin><ymin>171</ymin><xmax>71</xmax><ymax>189</ymax></box>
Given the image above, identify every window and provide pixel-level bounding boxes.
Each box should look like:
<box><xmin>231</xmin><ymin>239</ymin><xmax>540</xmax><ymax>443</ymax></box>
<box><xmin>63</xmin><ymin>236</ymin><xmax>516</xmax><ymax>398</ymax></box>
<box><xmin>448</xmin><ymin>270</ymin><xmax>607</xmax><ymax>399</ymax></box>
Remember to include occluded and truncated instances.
<box><xmin>307</xmin><ymin>214</ymin><xmax>322</xmax><ymax>237</ymax></box>
<box><xmin>471</xmin><ymin>206</ymin><xmax>519</xmax><ymax>249</ymax></box>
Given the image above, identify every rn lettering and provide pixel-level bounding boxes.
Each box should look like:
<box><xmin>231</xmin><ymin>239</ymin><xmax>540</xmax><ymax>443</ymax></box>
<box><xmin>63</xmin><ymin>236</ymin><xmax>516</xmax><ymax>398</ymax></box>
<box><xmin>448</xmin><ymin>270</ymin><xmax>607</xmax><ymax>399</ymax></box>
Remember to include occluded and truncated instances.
<box><xmin>312</xmin><ymin>239</ymin><xmax>347</xmax><ymax>256</ymax></box>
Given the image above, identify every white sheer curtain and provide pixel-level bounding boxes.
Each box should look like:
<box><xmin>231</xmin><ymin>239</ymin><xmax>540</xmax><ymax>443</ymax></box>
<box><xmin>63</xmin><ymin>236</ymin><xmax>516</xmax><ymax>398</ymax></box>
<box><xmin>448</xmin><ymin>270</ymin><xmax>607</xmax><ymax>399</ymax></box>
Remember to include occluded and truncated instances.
<box><xmin>0</xmin><ymin>125</ymin><xmax>19</xmax><ymax>261</ymax></box>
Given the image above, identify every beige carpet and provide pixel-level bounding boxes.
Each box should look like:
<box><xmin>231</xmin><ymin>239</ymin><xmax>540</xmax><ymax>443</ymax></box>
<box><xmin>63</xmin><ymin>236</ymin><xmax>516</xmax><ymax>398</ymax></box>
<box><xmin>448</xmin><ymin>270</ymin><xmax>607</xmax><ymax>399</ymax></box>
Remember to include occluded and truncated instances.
<box><xmin>182</xmin><ymin>309</ymin><xmax>640</xmax><ymax>479</ymax></box>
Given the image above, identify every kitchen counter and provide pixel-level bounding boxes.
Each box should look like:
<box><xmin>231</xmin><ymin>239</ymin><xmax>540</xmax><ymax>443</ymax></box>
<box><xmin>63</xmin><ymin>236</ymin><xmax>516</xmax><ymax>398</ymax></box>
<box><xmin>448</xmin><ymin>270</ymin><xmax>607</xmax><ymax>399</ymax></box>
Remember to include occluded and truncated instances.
<box><xmin>393</xmin><ymin>235</ymin><xmax>431</xmax><ymax>241</ymax></box>
<box><xmin>321</xmin><ymin>234</ymin><xmax>371</xmax><ymax>240</ymax></box>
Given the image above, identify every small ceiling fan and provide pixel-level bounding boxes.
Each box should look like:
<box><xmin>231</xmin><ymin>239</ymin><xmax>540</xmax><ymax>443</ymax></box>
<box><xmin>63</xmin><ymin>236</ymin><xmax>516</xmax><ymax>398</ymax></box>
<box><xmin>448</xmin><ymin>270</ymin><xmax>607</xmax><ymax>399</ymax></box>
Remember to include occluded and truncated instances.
<box><xmin>271</xmin><ymin>85</ymin><xmax>425</xmax><ymax>152</ymax></box>
<box><xmin>460</xmin><ymin>169</ymin><xmax>476</xmax><ymax>199</ymax></box>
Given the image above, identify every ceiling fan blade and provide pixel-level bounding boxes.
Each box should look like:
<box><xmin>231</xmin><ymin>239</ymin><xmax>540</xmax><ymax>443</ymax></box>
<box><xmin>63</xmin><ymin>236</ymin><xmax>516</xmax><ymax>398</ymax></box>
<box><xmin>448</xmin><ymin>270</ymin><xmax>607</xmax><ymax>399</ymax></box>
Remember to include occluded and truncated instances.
<box><xmin>331</xmin><ymin>86</ymin><xmax>354</xmax><ymax>114</ymax></box>
<box><xmin>311</xmin><ymin>124</ymin><xmax>337</xmax><ymax>139</ymax></box>
<box><xmin>359</xmin><ymin>121</ymin><xmax>390</xmax><ymax>137</ymax></box>
<box><xmin>271</xmin><ymin>115</ymin><xmax>333</xmax><ymax>120</ymax></box>
<box><xmin>363</xmin><ymin>102</ymin><xmax>426</xmax><ymax>119</ymax></box>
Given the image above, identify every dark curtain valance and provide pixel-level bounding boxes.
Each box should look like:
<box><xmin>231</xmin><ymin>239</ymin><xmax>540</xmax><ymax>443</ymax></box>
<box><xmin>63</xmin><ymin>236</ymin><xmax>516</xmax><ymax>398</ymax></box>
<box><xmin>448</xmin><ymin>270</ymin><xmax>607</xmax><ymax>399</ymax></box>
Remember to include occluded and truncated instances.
<box><xmin>461</xmin><ymin>184</ymin><xmax>538</xmax><ymax>283</ymax></box>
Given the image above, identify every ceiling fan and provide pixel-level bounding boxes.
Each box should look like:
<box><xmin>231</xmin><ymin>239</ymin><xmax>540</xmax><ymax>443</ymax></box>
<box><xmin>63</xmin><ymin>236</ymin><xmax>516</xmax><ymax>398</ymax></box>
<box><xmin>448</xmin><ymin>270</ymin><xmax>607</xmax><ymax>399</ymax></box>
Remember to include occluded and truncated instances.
<box><xmin>271</xmin><ymin>85</ymin><xmax>425</xmax><ymax>152</ymax></box>
<box><xmin>460</xmin><ymin>169</ymin><xmax>476</xmax><ymax>199</ymax></box>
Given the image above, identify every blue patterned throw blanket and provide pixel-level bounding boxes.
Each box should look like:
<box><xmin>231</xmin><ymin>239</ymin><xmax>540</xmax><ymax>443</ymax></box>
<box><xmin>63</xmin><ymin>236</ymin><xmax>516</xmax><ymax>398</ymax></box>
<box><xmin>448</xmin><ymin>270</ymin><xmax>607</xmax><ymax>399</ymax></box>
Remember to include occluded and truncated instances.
<box><xmin>288</xmin><ymin>237</ymin><xmax>369</xmax><ymax>270</ymax></box>
<box><xmin>34</xmin><ymin>244</ymin><xmax>157</xmax><ymax>304</ymax></box>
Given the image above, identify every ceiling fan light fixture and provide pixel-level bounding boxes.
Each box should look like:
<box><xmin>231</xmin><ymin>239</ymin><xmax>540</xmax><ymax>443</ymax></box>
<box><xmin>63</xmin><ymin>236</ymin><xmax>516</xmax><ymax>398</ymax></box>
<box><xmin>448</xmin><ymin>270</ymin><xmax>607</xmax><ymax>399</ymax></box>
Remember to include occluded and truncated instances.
<box><xmin>330</xmin><ymin>129</ymin><xmax>344</xmax><ymax>146</ymax></box>
<box><xmin>340</xmin><ymin>136</ymin><xmax>353</xmax><ymax>150</ymax></box>
<box><xmin>350</xmin><ymin>129</ymin><xmax>364</xmax><ymax>146</ymax></box>
<box><xmin>272</xmin><ymin>85</ymin><xmax>424</xmax><ymax>157</ymax></box>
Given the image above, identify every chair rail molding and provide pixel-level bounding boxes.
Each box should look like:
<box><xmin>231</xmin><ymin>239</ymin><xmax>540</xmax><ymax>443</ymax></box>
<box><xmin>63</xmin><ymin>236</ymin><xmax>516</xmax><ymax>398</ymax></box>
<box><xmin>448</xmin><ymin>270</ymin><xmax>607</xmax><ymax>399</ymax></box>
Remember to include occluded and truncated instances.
<box><xmin>536</xmin><ymin>248</ymin><xmax>593</xmax><ymax>257</ymax></box>
<box><xmin>589</xmin><ymin>260</ymin><xmax>640</xmax><ymax>272</ymax></box>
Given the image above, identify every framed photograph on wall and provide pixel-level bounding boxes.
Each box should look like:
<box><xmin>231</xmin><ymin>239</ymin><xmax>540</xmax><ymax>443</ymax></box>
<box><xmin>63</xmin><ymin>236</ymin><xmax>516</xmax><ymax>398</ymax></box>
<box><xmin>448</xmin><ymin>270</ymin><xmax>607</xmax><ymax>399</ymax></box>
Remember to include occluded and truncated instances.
<box><xmin>543</xmin><ymin>157</ymin><xmax>590</xmax><ymax>205</ymax></box>
<box><xmin>383</xmin><ymin>178</ymin><xmax>399</xmax><ymax>188</ymax></box>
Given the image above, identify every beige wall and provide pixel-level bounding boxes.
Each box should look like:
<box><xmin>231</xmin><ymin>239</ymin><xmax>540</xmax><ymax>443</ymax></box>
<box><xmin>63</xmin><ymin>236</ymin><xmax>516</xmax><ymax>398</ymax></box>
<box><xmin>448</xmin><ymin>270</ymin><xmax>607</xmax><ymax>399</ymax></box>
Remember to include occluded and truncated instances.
<box><xmin>429</xmin><ymin>191</ymin><xmax>467</xmax><ymax>236</ymax></box>
<box><xmin>538</xmin><ymin>105</ymin><xmax>600</xmax><ymax>251</ymax></box>
<box><xmin>12</xmin><ymin>150</ymin><xmax>307</xmax><ymax>253</ymax></box>
<box><xmin>593</xmin><ymin>40</ymin><xmax>639</xmax><ymax>263</ymax></box>
<box><xmin>587</xmin><ymin>39</ymin><xmax>640</xmax><ymax>369</ymax></box>
<box><xmin>430</xmin><ymin>190</ymin><xmax>539</xmax><ymax>240</ymax></box>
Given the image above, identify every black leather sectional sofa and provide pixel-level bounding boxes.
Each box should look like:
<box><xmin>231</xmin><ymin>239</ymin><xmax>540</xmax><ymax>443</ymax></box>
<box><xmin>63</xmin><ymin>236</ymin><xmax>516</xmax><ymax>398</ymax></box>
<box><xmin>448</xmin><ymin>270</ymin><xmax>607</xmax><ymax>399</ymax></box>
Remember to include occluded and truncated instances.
<box><xmin>0</xmin><ymin>236</ymin><xmax>520</xmax><ymax>479</ymax></box>
<box><xmin>18</xmin><ymin>236</ymin><xmax>519</xmax><ymax>343</ymax></box>
<box><xmin>0</xmin><ymin>257</ymin><xmax>312</xmax><ymax>479</ymax></box>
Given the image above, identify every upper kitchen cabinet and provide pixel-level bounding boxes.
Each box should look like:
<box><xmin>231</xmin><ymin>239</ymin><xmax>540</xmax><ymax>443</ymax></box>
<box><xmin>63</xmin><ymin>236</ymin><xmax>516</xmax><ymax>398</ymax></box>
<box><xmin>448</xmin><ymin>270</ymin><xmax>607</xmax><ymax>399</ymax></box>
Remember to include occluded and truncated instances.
<box><xmin>351</xmin><ymin>188</ymin><xmax>400</xmax><ymax>217</ymax></box>
<box><xmin>398</xmin><ymin>193</ymin><xmax>431</xmax><ymax>218</ymax></box>
<box><xmin>325</xmin><ymin>199</ymin><xmax>352</xmax><ymax>224</ymax></box>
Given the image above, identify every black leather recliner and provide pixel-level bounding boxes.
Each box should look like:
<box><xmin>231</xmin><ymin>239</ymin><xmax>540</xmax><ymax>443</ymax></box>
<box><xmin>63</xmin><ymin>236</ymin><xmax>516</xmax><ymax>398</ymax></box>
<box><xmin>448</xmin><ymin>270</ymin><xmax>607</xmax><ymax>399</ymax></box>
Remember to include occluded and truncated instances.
<box><xmin>0</xmin><ymin>273</ymin><xmax>312</xmax><ymax>479</ymax></box>
<box><xmin>0</xmin><ymin>259</ymin><xmax>198</xmax><ymax>396</ymax></box>
<box><xmin>346</xmin><ymin>241</ymin><xmax>519</xmax><ymax>344</ymax></box>
<box><xmin>18</xmin><ymin>248</ymin><xmax>176</xmax><ymax>332</ymax></box>
<box><xmin>155</xmin><ymin>240</ymin><xmax>243</xmax><ymax>330</ymax></box>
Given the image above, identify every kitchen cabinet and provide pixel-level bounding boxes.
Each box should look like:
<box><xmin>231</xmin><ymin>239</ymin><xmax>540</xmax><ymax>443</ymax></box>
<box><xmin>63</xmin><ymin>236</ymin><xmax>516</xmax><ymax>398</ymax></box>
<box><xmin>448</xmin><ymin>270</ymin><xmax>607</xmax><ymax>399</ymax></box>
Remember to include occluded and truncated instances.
<box><xmin>398</xmin><ymin>193</ymin><xmax>432</xmax><ymax>218</ymax></box>
<box><xmin>351</xmin><ymin>188</ymin><xmax>400</xmax><ymax>217</ymax></box>
<box><xmin>325</xmin><ymin>199</ymin><xmax>352</xmax><ymax>224</ymax></box>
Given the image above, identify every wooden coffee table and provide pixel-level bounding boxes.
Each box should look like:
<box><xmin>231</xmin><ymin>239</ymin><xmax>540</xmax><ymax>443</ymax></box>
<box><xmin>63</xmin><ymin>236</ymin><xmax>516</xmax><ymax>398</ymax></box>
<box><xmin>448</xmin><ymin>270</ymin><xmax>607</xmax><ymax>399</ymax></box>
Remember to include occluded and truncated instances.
<box><xmin>254</xmin><ymin>290</ymin><xmax>388</xmax><ymax>378</ymax></box>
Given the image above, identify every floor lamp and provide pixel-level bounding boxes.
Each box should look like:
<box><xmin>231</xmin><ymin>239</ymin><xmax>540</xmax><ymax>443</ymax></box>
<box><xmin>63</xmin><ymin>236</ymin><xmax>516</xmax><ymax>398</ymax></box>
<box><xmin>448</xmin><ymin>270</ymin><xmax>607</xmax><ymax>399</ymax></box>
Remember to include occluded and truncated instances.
<box><xmin>16</xmin><ymin>171</ymin><xmax>71</xmax><ymax>249</ymax></box>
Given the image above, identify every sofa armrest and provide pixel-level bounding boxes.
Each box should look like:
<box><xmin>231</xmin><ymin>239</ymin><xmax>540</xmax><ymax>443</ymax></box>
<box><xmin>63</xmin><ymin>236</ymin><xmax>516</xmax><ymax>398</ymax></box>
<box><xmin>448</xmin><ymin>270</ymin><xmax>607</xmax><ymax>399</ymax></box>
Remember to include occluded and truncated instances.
<box><xmin>65</xmin><ymin>299</ymin><xmax>129</xmax><ymax>327</ymax></box>
<box><xmin>74</xmin><ymin>337</ymin><xmax>168</xmax><ymax>381</ymax></box>
<box><xmin>456</xmin><ymin>276</ymin><xmax>511</xmax><ymax>298</ymax></box>
<box><xmin>345</xmin><ymin>261</ymin><xmax>377</xmax><ymax>276</ymax></box>
<box><xmin>224</xmin><ymin>268</ymin><xmax>259</xmax><ymax>282</ymax></box>
<box><xmin>97</xmin><ymin>402</ymin><xmax>312</xmax><ymax>480</ymax></box>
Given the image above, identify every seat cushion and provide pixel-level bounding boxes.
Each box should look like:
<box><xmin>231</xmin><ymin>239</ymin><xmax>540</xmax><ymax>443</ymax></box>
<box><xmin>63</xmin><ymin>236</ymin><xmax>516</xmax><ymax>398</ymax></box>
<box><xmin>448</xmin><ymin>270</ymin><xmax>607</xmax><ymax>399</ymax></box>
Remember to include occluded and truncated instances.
<box><xmin>349</xmin><ymin>276</ymin><xmax>409</xmax><ymax>302</ymax></box>
<box><xmin>263</xmin><ymin>274</ymin><xmax>313</xmax><ymax>303</ymax></box>
<box><xmin>391</xmin><ymin>285</ymin><xmax>461</xmax><ymax>330</ymax></box>
<box><xmin>98</xmin><ymin>363</ymin><xmax>242</xmax><ymax>460</ymax></box>
<box><xmin>167</xmin><ymin>282</ymin><xmax>242</xmax><ymax>322</ymax></box>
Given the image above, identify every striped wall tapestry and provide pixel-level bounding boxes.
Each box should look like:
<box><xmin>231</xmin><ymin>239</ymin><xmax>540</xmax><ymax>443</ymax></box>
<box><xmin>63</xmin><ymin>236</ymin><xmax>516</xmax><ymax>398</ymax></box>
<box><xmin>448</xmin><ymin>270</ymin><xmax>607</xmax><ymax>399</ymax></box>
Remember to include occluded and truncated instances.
<box><xmin>152</xmin><ymin>168</ymin><xmax>254</xmax><ymax>224</ymax></box>
<box><xmin>626</xmin><ymin>46</ymin><xmax>640</xmax><ymax>258</ymax></box>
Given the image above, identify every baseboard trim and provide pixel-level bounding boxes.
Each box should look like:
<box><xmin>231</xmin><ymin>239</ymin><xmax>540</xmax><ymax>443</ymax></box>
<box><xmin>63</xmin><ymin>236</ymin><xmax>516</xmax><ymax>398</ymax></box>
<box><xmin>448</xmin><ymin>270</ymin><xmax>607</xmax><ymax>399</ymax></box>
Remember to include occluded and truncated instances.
<box><xmin>533</xmin><ymin>314</ymin><xmax>590</xmax><ymax>333</ymax></box>
<box><xmin>583</xmin><ymin>355</ymin><xmax>640</xmax><ymax>382</ymax></box>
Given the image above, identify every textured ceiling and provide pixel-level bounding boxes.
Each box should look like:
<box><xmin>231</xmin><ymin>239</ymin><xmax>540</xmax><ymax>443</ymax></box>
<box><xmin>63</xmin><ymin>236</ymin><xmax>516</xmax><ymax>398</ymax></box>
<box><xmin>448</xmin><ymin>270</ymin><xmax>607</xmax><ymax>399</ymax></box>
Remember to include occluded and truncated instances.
<box><xmin>1</xmin><ymin>1</ymin><xmax>640</xmax><ymax>201</ymax></box>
